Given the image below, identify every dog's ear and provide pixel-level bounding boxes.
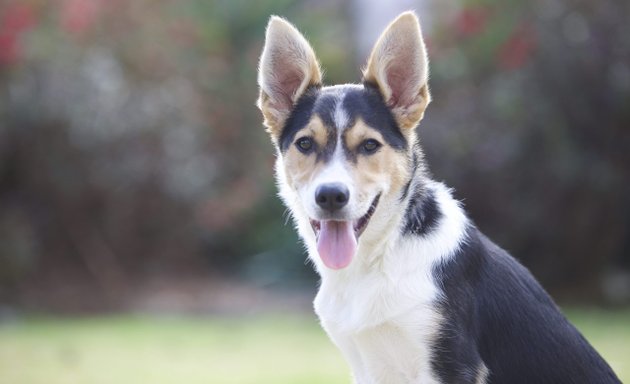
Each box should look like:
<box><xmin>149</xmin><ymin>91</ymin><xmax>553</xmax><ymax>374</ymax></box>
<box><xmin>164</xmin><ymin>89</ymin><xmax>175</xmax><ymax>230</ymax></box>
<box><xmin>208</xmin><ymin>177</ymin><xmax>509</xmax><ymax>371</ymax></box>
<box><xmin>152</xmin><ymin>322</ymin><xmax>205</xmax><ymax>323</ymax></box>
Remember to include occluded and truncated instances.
<box><xmin>363</xmin><ymin>12</ymin><xmax>431</xmax><ymax>130</ymax></box>
<box><xmin>257</xmin><ymin>16</ymin><xmax>322</xmax><ymax>140</ymax></box>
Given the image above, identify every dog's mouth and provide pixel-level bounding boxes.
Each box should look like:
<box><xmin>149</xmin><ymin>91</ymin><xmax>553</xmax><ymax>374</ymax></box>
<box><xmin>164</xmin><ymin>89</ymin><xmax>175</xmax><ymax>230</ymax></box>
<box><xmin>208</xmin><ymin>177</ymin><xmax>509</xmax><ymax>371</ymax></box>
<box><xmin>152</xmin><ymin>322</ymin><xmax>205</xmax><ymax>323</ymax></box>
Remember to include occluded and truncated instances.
<box><xmin>309</xmin><ymin>194</ymin><xmax>381</xmax><ymax>239</ymax></box>
<box><xmin>309</xmin><ymin>194</ymin><xmax>381</xmax><ymax>270</ymax></box>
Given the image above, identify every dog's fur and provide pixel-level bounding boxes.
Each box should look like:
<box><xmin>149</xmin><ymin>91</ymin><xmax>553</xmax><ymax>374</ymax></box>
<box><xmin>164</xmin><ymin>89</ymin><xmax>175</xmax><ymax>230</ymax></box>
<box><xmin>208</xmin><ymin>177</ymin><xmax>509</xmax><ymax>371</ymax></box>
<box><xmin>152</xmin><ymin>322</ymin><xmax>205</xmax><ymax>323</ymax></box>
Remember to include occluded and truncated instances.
<box><xmin>256</xmin><ymin>12</ymin><xmax>620</xmax><ymax>384</ymax></box>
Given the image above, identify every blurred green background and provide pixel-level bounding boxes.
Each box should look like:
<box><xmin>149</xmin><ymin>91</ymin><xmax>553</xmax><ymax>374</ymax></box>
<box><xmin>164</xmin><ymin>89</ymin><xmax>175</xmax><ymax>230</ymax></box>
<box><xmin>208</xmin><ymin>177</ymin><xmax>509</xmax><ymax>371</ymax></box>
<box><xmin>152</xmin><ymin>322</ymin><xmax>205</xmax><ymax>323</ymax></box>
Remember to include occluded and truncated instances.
<box><xmin>0</xmin><ymin>0</ymin><xmax>629</xmax><ymax>382</ymax></box>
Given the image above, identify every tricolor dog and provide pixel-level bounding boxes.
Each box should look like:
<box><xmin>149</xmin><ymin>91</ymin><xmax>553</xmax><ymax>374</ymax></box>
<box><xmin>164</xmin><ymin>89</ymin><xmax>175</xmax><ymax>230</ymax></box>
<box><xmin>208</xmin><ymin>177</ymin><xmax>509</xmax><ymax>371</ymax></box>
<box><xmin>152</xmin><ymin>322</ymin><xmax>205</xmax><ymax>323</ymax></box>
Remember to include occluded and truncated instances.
<box><xmin>256</xmin><ymin>11</ymin><xmax>620</xmax><ymax>383</ymax></box>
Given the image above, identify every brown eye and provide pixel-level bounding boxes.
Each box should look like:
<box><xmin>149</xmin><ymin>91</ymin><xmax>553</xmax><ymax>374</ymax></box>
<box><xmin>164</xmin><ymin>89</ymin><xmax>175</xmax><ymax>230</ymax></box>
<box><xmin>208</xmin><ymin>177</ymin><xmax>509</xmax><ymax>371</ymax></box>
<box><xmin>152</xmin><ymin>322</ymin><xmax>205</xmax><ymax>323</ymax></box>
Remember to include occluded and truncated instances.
<box><xmin>361</xmin><ymin>139</ymin><xmax>381</xmax><ymax>154</ymax></box>
<box><xmin>296</xmin><ymin>137</ymin><xmax>314</xmax><ymax>153</ymax></box>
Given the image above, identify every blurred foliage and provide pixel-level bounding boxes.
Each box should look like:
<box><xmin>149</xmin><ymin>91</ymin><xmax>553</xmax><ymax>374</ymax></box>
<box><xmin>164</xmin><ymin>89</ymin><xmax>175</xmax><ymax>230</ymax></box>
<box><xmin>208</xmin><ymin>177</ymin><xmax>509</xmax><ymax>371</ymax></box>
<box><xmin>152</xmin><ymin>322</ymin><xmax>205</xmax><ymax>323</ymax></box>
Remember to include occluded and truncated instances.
<box><xmin>425</xmin><ymin>0</ymin><xmax>630</xmax><ymax>299</ymax></box>
<box><xmin>0</xmin><ymin>0</ymin><xmax>353</xmax><ymax>310</ymax></box>
<box><xmin>0</xmin><ymin>0</ymin><xmax>628</xmax><ymax>311</ymax></box>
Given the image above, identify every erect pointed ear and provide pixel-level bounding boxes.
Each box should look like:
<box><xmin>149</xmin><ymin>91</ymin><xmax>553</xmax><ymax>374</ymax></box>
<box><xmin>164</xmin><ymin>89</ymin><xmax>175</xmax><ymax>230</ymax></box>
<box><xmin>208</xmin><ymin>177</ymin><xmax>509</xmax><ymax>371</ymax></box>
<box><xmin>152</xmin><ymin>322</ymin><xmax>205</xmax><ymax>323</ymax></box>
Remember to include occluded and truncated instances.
<box><xmin>363</xmin><ymin>12</ymin><xmax>431</xmax><ymax>130</ymax></box>
<box><xmin>257</xmin><ymin>16</ymin><xmax>322</xmax><ymax>139</ymax></box>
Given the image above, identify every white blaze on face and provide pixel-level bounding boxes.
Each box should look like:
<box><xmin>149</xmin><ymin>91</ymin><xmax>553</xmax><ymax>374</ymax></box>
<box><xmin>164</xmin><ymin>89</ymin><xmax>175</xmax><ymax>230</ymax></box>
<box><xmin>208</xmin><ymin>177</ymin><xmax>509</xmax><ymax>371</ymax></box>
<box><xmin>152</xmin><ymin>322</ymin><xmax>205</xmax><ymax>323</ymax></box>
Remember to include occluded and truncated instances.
<box><xmin>306</xmin><ymin>93</ymin><xmax>363</xmax><ymax>269</ymax></box>
<box><xmin>307</xmin><ymin>144</ymin><xmax>354</xmax><ymax>217</ymax></box>
<box><xmin>334</xmin><ymin>91</ymin><xmax>349</xmax><ymax>130</ymax></box>
<box><xmin>310</xmin><ymin>151</ymin><xmax>358</xmax><ymax>270</ymax></box>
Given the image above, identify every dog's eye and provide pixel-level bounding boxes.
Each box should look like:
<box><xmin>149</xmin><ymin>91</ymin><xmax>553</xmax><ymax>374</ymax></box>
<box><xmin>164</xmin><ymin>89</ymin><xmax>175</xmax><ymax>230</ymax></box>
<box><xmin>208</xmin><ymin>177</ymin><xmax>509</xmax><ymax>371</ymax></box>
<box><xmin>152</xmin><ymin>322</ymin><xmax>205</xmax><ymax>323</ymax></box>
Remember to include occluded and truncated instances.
<box><xmin>361</xmin><ymin>139</ymin><xmax>381</xmax><ymax>154</ymax></box>
<box><xmin>296</xmin><ymin>137</ymin><xmax>314</xmax><ymax>153</ymax></box>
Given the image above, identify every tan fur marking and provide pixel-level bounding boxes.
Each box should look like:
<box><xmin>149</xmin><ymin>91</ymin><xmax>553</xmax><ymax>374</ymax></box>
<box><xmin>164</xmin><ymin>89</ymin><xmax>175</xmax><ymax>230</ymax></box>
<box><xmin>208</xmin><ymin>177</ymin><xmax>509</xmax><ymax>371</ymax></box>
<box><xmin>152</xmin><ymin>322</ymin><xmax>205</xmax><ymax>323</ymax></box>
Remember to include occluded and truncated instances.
<box><xmin>344</xmin><ymin>119</ymin><xmax>411</xmax><ymax>200</ymax></box>
<box><xmin>394</xmin><ymin>85</ymin><xmax>431</xmax><ymax>130</ymax></box>
<box><xmin>282</xmin><ymin>116</ymin><xmax>329</xmax><ymax>190</ymax></box>
<box><xmin>307</xmin><ymin>116</ymin><xmax>328</xmax><ymax>150</ymax></box>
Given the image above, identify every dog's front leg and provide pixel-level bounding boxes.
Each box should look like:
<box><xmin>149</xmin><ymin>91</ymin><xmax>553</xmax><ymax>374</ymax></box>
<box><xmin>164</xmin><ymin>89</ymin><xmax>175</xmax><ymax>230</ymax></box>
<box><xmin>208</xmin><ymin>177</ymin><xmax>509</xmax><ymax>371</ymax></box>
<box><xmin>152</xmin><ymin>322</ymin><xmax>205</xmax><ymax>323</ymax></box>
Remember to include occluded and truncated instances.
<box><xmin>323</xmin><ymin>331</ymin><xmax>373</xmax><ymax>383</ymax></box>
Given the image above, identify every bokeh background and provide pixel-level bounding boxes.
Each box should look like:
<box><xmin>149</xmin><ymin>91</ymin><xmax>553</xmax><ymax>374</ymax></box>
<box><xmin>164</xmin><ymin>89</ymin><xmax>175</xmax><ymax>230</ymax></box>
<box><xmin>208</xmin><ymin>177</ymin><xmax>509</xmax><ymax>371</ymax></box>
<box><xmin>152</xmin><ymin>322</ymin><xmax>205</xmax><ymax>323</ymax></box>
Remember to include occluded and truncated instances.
<box><xmin>0</xmin><ymin>0</ymin><xmax>629</xmax><ymax>382</ymax></box>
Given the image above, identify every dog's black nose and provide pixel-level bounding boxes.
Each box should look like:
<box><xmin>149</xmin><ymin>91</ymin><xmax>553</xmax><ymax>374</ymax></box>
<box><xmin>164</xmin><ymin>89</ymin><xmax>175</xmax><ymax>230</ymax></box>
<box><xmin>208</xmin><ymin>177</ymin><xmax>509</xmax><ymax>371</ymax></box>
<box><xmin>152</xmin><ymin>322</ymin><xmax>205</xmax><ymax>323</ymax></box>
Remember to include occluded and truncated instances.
<box><xmin>315</xmin><ymin>183</ymin><xmax>349</xmax><ymax>212</ymax></box>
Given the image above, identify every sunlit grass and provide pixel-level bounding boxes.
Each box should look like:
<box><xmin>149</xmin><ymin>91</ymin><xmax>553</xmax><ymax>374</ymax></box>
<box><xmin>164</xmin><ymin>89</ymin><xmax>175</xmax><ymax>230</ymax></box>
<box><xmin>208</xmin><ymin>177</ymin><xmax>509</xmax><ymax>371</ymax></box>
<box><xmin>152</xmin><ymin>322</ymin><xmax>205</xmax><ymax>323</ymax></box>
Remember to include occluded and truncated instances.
<box><xmin>0</xmin><ymin>309</ymin><xmax>628</xmax><ymax>383</ymax></box>
<box><xmin>563</xmin><ymin>308</ymin><xmax>630</xmax><ymax>381</ymax></box>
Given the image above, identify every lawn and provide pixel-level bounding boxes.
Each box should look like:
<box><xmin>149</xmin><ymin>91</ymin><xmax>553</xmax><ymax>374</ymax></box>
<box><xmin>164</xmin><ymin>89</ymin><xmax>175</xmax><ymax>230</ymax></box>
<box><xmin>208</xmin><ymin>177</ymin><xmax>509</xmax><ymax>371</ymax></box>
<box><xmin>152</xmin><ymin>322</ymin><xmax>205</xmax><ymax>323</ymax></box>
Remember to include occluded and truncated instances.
<box><xmin>0</xmin><ymin>309</ymin><xmax>628</xmax><ymax>383</ymax></box>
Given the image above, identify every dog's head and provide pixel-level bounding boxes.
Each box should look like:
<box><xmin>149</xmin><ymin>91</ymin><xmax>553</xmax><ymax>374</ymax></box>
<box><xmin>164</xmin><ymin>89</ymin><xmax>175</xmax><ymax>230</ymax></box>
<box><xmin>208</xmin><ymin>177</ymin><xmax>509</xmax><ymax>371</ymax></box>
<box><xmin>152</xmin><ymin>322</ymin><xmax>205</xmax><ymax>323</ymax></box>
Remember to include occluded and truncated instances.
<box><xmin>257</xmin><ymin>12</ymin><xmax>430</xmax><ymax>270</ymax></box>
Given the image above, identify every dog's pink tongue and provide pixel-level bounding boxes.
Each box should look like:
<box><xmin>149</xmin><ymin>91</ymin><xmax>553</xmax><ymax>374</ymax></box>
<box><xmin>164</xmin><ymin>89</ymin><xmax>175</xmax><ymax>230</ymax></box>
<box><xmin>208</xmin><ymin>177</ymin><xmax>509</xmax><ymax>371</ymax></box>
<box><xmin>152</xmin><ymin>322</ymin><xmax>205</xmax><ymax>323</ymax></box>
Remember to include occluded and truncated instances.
<box><xmin>317</xmin><ymin>220</ymin><xmax>357</xmax><ymax>270</ymax></box>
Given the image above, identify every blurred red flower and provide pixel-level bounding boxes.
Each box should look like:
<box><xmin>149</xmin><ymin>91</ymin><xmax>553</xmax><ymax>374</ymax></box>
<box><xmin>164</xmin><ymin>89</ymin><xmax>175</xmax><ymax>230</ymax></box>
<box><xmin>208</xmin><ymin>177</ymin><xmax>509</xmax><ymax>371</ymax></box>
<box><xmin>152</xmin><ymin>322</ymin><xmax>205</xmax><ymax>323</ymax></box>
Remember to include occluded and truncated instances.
<box><xmin>455</xmin><ymin>6</ymin><xmax>490</xmax><ymax>37</ymax></box>
<box><xmin>0</xmin><ymin>3</ymin><xmax>36</xmax><ymax>65</ymax></box>
<box><xmin>60</xmin><ymin>0</ymin><xmax>101</xmax><ymax>35</ymax></box>
<box><xmin>498</xmin><ymin>23</ymin><xmax>537</xmax><ymax>70</ymax></box>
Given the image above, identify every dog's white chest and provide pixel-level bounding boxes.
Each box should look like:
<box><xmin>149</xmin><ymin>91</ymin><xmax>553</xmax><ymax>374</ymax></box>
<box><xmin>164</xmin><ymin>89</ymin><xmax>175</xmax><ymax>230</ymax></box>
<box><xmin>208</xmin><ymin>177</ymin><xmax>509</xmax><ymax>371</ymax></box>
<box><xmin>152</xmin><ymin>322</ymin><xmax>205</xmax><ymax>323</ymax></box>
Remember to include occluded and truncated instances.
<box><xmin>314</xmin><ymin>262</ymin><xmax>443</xmax><ymax>384</ymax></box>
<box><xmin>336</xmin><ymin>312</ymin><xmax>440</xmax><ymax>384</ymax></box>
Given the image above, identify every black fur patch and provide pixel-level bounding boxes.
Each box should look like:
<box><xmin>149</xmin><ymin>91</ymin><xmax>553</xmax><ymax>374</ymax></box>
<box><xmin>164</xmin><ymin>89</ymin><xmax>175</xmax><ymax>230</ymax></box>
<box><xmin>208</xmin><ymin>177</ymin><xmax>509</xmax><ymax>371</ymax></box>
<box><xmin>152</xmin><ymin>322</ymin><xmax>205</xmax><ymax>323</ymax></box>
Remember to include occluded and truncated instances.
<box><xmin>313</xmin><ymin>92</ymin><xmax>340</xmax><ymax>131</ymax></box>
<box><xmin>342</xmin><ymin>83</ymin><xmax>407</xmax><ymax>151</ymax></box>
<box><xmin>313</xmin><ymin>93</ymin><xmax>339</xmax><ymax>162</ymax></box>
<box><xmin>400</xmin><ymin>152</ymin><xmax>420</xmax><ymax>202</ymax></box>
<box><xmin>431</xmin><ymin>227</ymin><xmax>621</xmax><ymax>383</ymax></box>
<box><xmin>402</xmin><ymin>188</ymin><xmax>441</xmax><ymax>236</ymax></box>
<box><xmin>400</xmin><ymin>179</ymin><xmax>413</xmax><ymax>202</ymax></box>
<box><xmin>279</xmin><ymin>86</ymin><xmax>321</xmax><ymax>153</ymax></box>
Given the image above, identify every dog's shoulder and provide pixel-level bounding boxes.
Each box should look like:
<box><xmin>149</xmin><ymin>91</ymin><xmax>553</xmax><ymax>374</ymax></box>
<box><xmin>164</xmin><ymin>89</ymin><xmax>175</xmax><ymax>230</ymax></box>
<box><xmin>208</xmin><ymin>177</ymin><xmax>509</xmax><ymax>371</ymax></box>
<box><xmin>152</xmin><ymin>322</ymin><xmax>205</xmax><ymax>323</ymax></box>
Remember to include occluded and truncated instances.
<box><xmin>431</xmin><ymin>226</ymin><xmax>621</xmax><ymax>383</ymax></box>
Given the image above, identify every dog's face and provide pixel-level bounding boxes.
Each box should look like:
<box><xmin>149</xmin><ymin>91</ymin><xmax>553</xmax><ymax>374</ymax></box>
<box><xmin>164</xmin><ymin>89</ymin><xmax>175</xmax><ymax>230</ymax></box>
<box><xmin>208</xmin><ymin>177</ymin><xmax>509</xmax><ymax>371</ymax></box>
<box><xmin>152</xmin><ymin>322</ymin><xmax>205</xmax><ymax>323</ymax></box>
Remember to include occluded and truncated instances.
<box><xmin>257</xmin><ymin>13</ymin><xmax>430</xmax><ymax>270</ymax></box>
<box><xmin>275</xmin><ymin>85</ymin><xmax>415</xmax><ymax>270</ymax></box>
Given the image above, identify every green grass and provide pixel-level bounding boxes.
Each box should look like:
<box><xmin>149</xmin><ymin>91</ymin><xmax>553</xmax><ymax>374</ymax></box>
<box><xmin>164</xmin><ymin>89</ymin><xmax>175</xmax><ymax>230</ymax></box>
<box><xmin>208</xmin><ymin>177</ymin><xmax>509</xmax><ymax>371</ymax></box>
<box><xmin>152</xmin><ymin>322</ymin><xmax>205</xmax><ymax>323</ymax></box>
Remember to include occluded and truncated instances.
<box><xmin>0</xmin><ymin>309</ymin><xmax>628</xmax><ymax>383</ymax></box>
<box><xmin>563</xmin><ymin>308</ymin><xmax>630</xmax><ymax>381</ymax></box>
<box><xmin>0</xmin><ymin>315</ymin><xmax>348</xmax><ymax>384</ymax></box>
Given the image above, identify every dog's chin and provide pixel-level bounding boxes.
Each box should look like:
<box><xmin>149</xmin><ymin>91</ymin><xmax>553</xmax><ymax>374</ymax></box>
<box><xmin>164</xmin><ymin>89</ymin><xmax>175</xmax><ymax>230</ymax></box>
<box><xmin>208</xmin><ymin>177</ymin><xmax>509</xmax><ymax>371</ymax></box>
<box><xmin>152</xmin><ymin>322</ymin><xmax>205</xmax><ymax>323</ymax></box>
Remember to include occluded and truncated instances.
<box><xmin>309</xmin><ymin>194</ymin><xmax>381</xmax><ymax>241</ymax></box>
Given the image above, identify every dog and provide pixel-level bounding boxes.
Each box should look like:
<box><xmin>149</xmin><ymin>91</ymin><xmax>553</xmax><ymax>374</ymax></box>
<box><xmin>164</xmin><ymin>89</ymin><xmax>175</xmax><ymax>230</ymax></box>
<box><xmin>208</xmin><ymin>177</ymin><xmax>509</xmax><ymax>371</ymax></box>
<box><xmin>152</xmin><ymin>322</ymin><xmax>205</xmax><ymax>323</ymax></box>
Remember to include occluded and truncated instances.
<box><xmin>256</xmin><ymin>11</ymin><xmax>620</xmax><ymax>384</ymax></box>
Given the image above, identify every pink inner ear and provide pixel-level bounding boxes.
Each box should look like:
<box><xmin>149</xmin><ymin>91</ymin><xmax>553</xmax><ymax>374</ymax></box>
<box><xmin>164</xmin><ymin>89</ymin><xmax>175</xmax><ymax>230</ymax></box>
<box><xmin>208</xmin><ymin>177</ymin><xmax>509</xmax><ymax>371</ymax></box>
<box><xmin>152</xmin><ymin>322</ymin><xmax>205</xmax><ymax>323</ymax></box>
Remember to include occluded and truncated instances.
<box><xmin>386</xmin><ymin>64</ymin><xmax>413</xmax><ymax>108</ymax></box>
<box><xmin>275</xmin><ymin>69</ymin><xmax>303</xmax><ymax>108</ymax></box>
<box><xmin>268</xmin><ymin>50</ymin><xmax>306</xmax><ymax>111</ymax></box>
